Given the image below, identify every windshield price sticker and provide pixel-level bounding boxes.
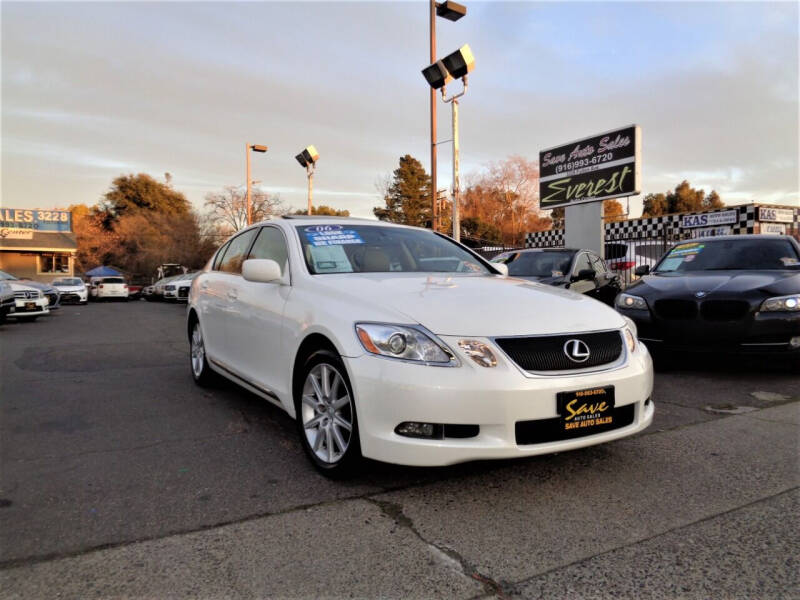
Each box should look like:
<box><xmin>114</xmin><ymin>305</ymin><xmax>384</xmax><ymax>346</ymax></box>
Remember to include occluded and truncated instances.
<box><xmin>304</xmin><ymin>225</ymin><xmax>364</xmax><ymax>247</ymax></box>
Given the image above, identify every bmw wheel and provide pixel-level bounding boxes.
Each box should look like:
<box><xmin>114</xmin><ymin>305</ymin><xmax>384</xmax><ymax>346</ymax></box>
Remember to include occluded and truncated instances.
<box><xmin>189</xmin><ymin>320</ymin><xmax>216</xmax><ymax>386</ymax></box>
<box><xmin>296</xmin><ymin>350</ymin><xmax>361</xmax><ymax>476</ymax></box>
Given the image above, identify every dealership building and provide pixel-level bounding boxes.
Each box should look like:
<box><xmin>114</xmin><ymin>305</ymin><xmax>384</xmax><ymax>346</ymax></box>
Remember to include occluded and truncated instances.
<box><xmin>526</xmin><ymin>203</ymin><xmax>800</xmax><ymax>248</ymax></box>
<box><xmin>0</xmin><ymin>208</ymin><xmax>77</xmax><ymax>281</ymax></box>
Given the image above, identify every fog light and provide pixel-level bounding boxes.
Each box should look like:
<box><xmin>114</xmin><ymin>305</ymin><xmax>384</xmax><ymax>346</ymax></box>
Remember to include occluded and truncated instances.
<box><xmin>395</xmin><ymin>422</ymin><xmax>439</xmax><ymax>439</ymax></box>
<box><xmin>790</xmin><ymin>336</ymin><xmax>800</xmax><ymax>349</ymax></box>
<box><xmin>457</xmin><ymin>340</ymin><xmax>497</xmax><ymax>367</ymax></box>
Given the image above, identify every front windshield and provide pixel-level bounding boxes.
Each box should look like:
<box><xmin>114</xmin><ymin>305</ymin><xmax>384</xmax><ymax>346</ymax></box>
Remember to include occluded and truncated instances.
<box><xmin>295</xmin><ymin>225</ymin><xmax>490</xmax><ymax>275</ymax></box>
<box><xmin>492</xmin><ymin>251</ymin><xmax>573</xmax><ymax>277</ymax></box>
<box><xmin>655</xmin><ymin>238</ymin><xmax>799</xmax><ymax>272</ymax></box>
<box><xmin>53</xmin><ymin>278</ymin><xmax>83</xmax><ymax>286</ymax></box>
<box><xmin>0</xmin><ymin>270</ymin><xmax>18</xmax><ymax>281</ymax></box>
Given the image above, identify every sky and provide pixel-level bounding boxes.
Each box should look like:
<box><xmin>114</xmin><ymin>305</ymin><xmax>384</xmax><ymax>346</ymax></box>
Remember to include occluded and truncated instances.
<box><xmin>2</xmin><ymin>1</ymin><xmax>798</xmax><ymax>220</ymax></box>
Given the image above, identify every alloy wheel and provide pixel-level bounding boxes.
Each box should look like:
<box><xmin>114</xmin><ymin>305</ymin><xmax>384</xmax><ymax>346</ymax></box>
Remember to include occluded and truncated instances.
<box><xmin>190</xmin><ymin>324</ymin><xmax>205</xmax><ymax>378</ymax></box>
<box><xmin>301</xmin><ymin>363</ymin><xmax>353</xmax><ymax>464</ymax></box>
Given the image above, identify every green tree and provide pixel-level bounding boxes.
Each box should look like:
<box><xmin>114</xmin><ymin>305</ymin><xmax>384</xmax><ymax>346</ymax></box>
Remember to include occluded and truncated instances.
<box><xmin>294</xmin><ymin>205</ymin><xmax>350</xmax><ymax>217</ymax></box>
<box><xmin>460</xmin><ymin>217</ymin><xmax>503</xmax><ymax>244</ymax></box>
<box><xmin>101</xmin><ymin>173</ymin><xmax>191</xmax><ymax>222</ymax></box>
<box><xmin>373</xmin><ymin>155</ymin><xmax>431</xmax><ymax>227</ymax></box>
<box><xmin>642</xmin><ymin>181</ymin><xmax>724</xmax><ymax>217</ymax></box>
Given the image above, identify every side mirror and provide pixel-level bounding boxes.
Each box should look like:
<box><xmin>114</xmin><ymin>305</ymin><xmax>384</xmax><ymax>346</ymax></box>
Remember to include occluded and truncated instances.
<box><xmin>242</xmin><ymin>259</ymin><xmax>282</xmax><ymax>283</ymax></box>
<box><xmin>492</xmin><ymin>263</ymin><xmax>509</xmax><ymax>276</ymax></box>
<box><xmin>574</xmin><ymin>269</ymin><xmax>595</xmax><ymax>282</ymax></box>
<box><xmin>635</xmin><ymin>265</ymin><xmax>650</xmax><ymax>276</ymax></box>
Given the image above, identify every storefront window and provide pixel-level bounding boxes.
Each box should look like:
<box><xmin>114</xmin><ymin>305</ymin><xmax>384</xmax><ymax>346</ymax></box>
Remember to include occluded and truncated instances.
<box><xmin>39</xmin><ymin>253</ymin><xmax>71</xmax><ymax>273</ymax></box>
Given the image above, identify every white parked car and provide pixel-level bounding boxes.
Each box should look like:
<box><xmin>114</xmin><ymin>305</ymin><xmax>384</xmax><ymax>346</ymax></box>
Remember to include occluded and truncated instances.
<box><xmin>0</xmin><ymin>280</ymin><xmax>15</xmax><ymax>324</ymax></box>
<box><xmin>7</xmin><ymin>283</ymin><xmax>49</xmax><ymax>321</ymax></box>
<box><xmin>89</xmin><ymin>276</ymin><xmax>129</xmax><ymax>301</ymax></box>
<box><xmin>188</xmin><ymin>218</ymin><xmax>654</xmax><ymax>475</ymax></box>
<box><xmin>52</xmin><ymin>277</ymin><xmax>88</xmax><ymax>305</ymax></box>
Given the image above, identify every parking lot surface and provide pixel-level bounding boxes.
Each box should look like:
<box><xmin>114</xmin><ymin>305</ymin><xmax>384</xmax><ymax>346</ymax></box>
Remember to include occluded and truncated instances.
<box><xmin>1</xmin><ymin>302</ymin><xmax>798</xmax><ymax>598</ymax></box>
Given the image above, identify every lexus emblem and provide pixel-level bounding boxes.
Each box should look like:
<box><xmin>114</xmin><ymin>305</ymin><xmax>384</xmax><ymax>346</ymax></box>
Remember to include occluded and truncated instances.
<box><xmin>695</xmin><ymin>291</ymin><xmax>707</xmax><ymax>298</ymax></box>
<box><xmin>563</xmin><ymin>339</ymin><xmax>590</xmax><ymax>363</ymax></box>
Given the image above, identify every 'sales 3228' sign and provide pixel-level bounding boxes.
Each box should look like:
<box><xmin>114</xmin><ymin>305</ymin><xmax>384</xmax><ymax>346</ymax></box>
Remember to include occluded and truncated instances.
<box><xmin>539</xmin><ymin>125</ymin><xmax>641</xmax><ymax>209</ymax></box>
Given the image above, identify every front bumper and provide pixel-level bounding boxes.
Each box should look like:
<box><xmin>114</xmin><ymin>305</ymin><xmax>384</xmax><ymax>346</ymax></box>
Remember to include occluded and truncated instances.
<box><xmin>344</xmin><ymin>338</ymin><xmax>653</xmax><ymax>467</ymax></box>
<box><xmin>9</xmin><ymin>299</ymin><xmax>50</xmax><ymax>317</ymax></box>
<box><xmin>619</xmin><ymin>307</ymin><xmax>800</xmax><ymax>354</ymax></box>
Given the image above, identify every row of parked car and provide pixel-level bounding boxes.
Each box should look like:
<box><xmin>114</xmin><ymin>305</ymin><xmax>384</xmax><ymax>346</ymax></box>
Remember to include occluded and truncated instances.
<box><xmin>143</xmin><ymin>272</ymin><xmax>199</xmax><ymax>302</ymax></box>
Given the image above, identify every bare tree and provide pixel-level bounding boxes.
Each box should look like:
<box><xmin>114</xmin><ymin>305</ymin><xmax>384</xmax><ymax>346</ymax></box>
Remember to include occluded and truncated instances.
<box><xmin>204</xmin><ymin>186</ymin><xmax>284</xmax><ymax>235</ymax></box>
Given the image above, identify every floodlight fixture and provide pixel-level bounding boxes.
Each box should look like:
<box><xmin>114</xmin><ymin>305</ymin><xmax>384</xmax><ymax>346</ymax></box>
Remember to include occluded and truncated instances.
<box><xmin>436</xmin><ymin>0</ymin><xmax>467</xmax><ymax>21</ymax></box>
<box><xmin>422</xmin><ymin>60</ymin><xmax>453</xmax><ymax>90</ymax></box>
<box><xmin>295</xmin><ymin>145</ymin><xmax>319</xmax><ymax>168</ymax></box>
<box><xmin>441</xmin><ymin>44</ymin><xmax>474</xmax><ymax>80</ymax></box>
<box><xmin>250</xmin><ymin>144</ymin><xmax>268</xmax><ymax>153</ymax></box>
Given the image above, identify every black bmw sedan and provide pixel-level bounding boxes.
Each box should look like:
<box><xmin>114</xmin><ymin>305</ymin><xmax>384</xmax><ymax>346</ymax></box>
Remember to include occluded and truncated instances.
<box><xmin>491</xmin><ymin>248</ymin><xmax>622</xmax><ymax>306</ymax></box>
<box><xmin>615</xmin><ymin>235</ymin><xmax>800</xmax><ymax>358</ymax></box>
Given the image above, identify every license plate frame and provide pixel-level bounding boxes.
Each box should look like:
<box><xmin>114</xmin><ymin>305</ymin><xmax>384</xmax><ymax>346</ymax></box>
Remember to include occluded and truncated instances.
<box><xmin>557</xmin><ymin>386</ymin><xmax>615</xmax><ymax>433</ymax></box>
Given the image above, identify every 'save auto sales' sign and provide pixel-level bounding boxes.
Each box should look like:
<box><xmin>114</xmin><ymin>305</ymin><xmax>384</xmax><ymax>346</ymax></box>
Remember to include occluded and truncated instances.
<box><xmin>539</xmin><ymin>125</ymin><xmax>641</xmax><ymax>209</ymax></box>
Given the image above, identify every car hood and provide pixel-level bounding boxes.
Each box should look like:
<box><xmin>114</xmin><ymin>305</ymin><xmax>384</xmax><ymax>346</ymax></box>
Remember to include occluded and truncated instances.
<box><xmin>629</xmin><ymin>270</ymin><xmax>800</xmax><ymax>297</ymax></box>
<box><xmin>17</xmin><ymin>279</ymin><xmax>56</xmax><ymax>293</ymax></box>
<box><xmin>53</xmin><ymin>284</ymin><xmax>86</xmax><ymax>292</ymax></box>
<box><xmin>8</xmin><ymin>282</ymin><xmax>41</xmax><ymax>293</ymax></box>
<box><xmin>310</xmin><ymin>273</ymin><xmax>625</xmax><ymax>336</ymax></box>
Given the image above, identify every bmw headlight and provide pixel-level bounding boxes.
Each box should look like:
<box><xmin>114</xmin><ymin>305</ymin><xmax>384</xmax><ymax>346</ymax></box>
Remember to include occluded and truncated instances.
<box><xmin>355</xmin><ymin>323</ymin><xmax>456</xmax><ymax>365</ymax></box>
<box><xmin>760</xmin><ymin>294</ymin><xmax>800</xmax><ymax>312</ymax></box>
<box><xmin>616</xmin><ymin>293</ymin><xmax>648</xmax><ymax>310</ymax></box>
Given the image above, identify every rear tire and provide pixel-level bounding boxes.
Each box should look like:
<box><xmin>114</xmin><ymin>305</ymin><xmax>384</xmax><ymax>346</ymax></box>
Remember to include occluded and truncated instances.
<box><xmin>189</xmin><ymin>320</ymin><xmax>217</xmax><ymax>386</ymax></box>
<box><xmin>295</xmin><ymin>350</ymin><xmax>362</xmax><ymax>477</ymax></box>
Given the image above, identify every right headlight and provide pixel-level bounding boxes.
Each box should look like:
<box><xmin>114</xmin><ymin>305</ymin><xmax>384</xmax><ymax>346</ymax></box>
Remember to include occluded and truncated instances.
<box><xmin>760</xmin><ymin>294</ymin><xmax>800</xmax><ymax>312</ymax></box>
<box><xmin>616</xmin><ymin>293</ymin><xmax>648</xmax><ymax>310</ymax></box>
<box><xmin>355</xmin><ymin>323</ymin><xmax>456</xmax><ymax>365</ymax></box>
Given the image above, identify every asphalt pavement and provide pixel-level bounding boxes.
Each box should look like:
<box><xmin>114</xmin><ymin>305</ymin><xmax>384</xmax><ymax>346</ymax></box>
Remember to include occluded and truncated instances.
<box><xmin>0</xmin><ymin>301</ymin><xmax>798</xmax><ymax>598</ymax></box>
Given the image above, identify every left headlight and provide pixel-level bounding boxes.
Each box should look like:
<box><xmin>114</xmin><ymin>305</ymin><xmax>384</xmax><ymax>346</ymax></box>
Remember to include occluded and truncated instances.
<box><xmin>760</xmin><ymin>294</ymin><xmax>800</xmax><ymax>312</ymax></box>
<box><xmin>355</xmin><ymin>323</ymin><xmax>456</xmax><ymax>365</ymax></box>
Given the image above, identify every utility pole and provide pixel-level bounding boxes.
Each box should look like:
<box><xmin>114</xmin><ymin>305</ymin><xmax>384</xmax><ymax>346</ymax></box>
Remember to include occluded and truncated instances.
<box><xmin>429</xmin><ymin>0</ymin><xmax>438</xmax><ymax>231</ymax></box>
<box><xmin>306</xmin><ymin>164</ymin><xmax>315</xmax><ymax>215</ymax></box>
<box><xmin>246</xmin><ymin>141</ymin><xmax>252</xmax><ymax>226</ymax></box>
<box><xmin>442</xmin><ymin>76</ymin><xmax>467</xmax><ymax>242</ymax></box>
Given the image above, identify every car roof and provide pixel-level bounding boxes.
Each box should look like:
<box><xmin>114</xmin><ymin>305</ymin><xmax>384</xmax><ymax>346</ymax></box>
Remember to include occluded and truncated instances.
<box><xmin>497</xmin><ymin>248</ymin><xmax>581</xmax><ymax>254</ymax></box>
<box><xmin>678</xmin><ymin>234</ymin><xmax>798</xmax><ymax>244</ymax></box>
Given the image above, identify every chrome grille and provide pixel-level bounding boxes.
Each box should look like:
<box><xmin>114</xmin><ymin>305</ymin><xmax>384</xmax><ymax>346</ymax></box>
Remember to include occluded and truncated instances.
<box><xmin>14</xmin><ymin>290</ymin><xmax>39</xmax><ymax>299</ymax></box>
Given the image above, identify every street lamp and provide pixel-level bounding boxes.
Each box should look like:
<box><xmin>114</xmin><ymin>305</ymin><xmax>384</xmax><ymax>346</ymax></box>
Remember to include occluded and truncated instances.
<box><xmin>295</xmin><ymin>145</ymin><xmax>320</xmax><ymax>215</ymax></box>
<box><xmin>429</xmin><ymin>0</ymin><xmax>467</xmax><ymax>233</ymax></box>
<box><xmin>246</xmin><ymin>143</ymin><xmax>268</xmax><ymax>225</ymax></box>
<box><xmin>422</xmin><ymin>44</ymin><xmax>474</xmax><ymax>243</ymax></box>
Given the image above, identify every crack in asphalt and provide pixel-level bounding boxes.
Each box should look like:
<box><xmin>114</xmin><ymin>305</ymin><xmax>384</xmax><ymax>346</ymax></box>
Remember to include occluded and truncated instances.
<box><xmin>471</xmin><ymin>486</ymin><xmax>800</xmax><ymax>599</ymax></box>
<box><xmin>366</xmin><ymin>498</ymin><xmax>508</xmax><ymax>599</ymax></box>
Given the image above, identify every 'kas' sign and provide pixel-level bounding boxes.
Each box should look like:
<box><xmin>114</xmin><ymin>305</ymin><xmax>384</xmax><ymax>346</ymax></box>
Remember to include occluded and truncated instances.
<box><xmin>680</xmin><ymin>210</ymin><xmax>737</xmax><ymax>229</ymax></box>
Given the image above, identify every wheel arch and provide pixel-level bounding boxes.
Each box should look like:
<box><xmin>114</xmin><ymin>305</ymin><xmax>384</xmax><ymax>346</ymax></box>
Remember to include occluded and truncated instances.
<box><xmin>291</xmin><ymin>333</ymin><xmax>340</xmax><ymax>408</ymax></box>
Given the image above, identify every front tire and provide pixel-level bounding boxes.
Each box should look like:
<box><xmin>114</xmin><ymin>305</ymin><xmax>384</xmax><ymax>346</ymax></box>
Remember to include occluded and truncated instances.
<box><xmin>295</xmin><ymin>350</ymin><xmax>361</xmax><ymax>477</ymax></box>
<box><xmin>189</xmin><ymin>320</ymin><xmax>217</xmax><ymax>386</ymax></box>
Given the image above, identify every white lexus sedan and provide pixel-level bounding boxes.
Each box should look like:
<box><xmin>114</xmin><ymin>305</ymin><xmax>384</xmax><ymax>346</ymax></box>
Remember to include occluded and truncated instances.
<box><xmin>188</xmin><ymin>217</ymin><xmax>654</xmax><ymax>475</ymax></box>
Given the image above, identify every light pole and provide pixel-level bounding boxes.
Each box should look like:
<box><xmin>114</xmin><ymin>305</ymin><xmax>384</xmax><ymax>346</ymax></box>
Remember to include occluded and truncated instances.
<box><xmin>422</xmin><ymin>44</ymin><xmax>474</xmax><ymax>243</ymax></box>
<box><xmin>295</xmin><ymin>146</ymin><xmax>320</xmax><ymax>215</ymax></box>
<box><xmin>429</xmin><ymin>1</ymin><xmax>466</xmax><ymax>232</ymax></box>
<box><xmin>246</xmin><ymin>143</ymin><xmax>268</xmax><ymax>225</ymax></box>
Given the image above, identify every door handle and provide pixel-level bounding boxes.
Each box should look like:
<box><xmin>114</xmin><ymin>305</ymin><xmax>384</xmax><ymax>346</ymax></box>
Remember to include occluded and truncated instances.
<box><xmin>227</xmin><ymin>290</ymin><xmax>238</xmax><ymax>300</ymax></box>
